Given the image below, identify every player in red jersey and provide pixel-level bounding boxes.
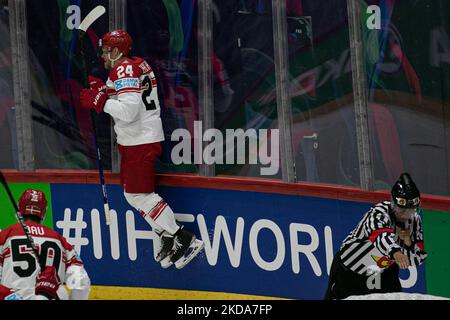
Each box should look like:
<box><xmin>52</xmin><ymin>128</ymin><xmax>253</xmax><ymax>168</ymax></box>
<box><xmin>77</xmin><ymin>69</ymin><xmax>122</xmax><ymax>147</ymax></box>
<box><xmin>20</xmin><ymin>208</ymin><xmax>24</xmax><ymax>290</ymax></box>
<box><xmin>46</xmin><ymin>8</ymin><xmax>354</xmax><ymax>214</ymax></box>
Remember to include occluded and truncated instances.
<box><xmin>0</xmin><ymin>189</ymin><xmax>90</xmax><ymax>300</ymax></box>
<box><xmin>79</xmin><ymin>30</ymin><xmax>204</xmax><ymax>269</ymax></box>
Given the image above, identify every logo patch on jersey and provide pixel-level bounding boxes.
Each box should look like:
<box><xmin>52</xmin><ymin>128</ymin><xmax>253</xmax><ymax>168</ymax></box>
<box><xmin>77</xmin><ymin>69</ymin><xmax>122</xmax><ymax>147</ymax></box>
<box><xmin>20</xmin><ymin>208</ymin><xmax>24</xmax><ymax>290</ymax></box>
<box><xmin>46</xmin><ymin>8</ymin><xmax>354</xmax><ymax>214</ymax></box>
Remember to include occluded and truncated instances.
<box><xmin>114</xmin><ymin>78</ymin><xmax>139</xmax><ymax>91</ymax></box>
<box><xmin>371</xmin><ymin>255</ymin><xmax>394</xmax><ymax>268</ymax></box>
<box><xmin>5</xmin><ymin>292</ymin><xmax>23</xmax><ymax>300</ymax></box>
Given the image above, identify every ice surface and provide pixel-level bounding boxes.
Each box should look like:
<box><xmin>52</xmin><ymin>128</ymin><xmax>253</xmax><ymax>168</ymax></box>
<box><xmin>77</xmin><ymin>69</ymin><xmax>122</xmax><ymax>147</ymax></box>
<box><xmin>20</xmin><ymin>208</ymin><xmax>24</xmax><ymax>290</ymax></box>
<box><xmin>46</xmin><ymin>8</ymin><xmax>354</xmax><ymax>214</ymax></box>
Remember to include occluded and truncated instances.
<box><xmin>345</xmin><ymin>292</ymin><xmax>450</xmax><ymax>300</ymax></box>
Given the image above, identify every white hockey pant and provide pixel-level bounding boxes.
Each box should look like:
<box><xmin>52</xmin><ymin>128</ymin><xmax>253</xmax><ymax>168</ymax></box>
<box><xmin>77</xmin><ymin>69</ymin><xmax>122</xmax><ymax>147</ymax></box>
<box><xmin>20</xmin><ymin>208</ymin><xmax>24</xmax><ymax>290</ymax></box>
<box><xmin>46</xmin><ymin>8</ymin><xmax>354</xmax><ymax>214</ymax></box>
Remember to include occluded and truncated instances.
<box><xmin>124</xmin><ymin>192</ymin><xmax>180</xmax><ymax>235</ymax></box>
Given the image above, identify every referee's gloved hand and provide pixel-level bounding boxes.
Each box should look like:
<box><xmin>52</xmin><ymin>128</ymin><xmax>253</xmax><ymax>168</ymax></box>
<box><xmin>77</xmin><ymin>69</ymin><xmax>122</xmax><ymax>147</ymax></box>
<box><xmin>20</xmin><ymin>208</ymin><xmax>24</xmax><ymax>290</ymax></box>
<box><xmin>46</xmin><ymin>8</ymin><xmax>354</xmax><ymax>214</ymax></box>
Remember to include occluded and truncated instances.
<box><xmin>80</xmin><ymin>88</ymin><xmax>108</xmax><ymax>113</ymax></box>
<box><xmin>393</xmin><ymin>251</ymin><xmax>410</xmax><ymax>269</ymax></box>
<box><xmin>35</xmin><ymin>266</ymin><xmax>61</xmax><ymax>300</ymax></box>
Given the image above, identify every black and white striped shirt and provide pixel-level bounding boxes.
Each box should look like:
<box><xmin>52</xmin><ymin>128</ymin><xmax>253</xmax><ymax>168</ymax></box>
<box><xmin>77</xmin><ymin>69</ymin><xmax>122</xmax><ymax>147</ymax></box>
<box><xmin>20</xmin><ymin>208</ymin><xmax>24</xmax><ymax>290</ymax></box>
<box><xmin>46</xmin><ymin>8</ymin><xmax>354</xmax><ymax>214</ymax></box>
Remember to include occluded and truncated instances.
<box><xmin>339</xmin><ymin>201</ymin><xmax>427</xmax><ymax>275</ymax></box>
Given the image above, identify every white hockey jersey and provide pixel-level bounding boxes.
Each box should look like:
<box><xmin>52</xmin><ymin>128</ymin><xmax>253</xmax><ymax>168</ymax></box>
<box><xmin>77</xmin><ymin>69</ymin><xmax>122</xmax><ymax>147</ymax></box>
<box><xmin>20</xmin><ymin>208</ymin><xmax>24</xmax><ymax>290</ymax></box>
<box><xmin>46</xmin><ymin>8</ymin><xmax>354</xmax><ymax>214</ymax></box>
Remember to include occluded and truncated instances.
<box><xmin>0</xmin><ymin>222</ymin><xmax>85</xmax><ymax>300</ymax></box>
<box><xmin>104</xmin><ymin>57</ymin><xmax>165</xmax><ymax>146</ymax></box>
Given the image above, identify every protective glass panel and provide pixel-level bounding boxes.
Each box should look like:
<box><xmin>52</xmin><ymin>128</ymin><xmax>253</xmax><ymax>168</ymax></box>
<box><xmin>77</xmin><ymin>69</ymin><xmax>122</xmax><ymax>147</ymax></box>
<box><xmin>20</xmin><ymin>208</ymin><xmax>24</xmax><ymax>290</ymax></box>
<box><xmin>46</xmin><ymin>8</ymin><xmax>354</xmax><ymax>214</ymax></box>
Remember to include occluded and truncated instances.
<box><xmin>0</xmin><ymin>4</ymin><xmax>16</xmax><ymax>169</ymax></box>
<box><xmin>128</xmin><ymin>0</ymin><xmax>199</xmax><ymax>174</ymax></box>
<box><xmin>27</xmin><ymin>0</ymin><xmax>110</xmax><ymax>169</ymax></box>
<box><xmin>213</xmin><ymin>0</ymin><xmax>281</xmax><ymax>179</ymax></box>
<box><xmin>288</xmin><ymin>0</ymin><xmax>360</xmax><ymax>186</ymax></box>
<box><xmin>363</xmin><ymin>0</ymin><xmax>450</xmax><ymax>196</ymax></box>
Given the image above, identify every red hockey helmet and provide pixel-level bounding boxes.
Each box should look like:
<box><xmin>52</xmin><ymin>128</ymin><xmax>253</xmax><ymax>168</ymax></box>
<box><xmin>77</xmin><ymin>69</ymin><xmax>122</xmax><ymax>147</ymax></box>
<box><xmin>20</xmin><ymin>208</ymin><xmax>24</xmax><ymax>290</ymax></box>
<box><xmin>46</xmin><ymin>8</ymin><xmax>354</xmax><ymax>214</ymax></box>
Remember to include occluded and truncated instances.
<box><xmin>18</xmin><ymin>189</ymin><xmax>48</xmax><ymax>220</ymax></box>
<box><xmin>100</xmin><ymin>30</ymin><xmax>132</xmax><ymax>56</ymax></box>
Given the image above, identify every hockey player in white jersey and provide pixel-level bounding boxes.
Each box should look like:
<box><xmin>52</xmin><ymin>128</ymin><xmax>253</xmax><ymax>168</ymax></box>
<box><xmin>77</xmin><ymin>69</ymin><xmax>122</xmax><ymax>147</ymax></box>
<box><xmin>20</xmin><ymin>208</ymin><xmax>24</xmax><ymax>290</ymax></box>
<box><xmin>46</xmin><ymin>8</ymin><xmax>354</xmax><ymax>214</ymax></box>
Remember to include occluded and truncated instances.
<box><xmin>79</xmin><ymin>29</ymin><xmax>204</xmax><ymax>269</ymax></box>
<box><xmin>0</xmin><ymin>189</ymin><xmax>91</xmax><ymax>300</ymax></box>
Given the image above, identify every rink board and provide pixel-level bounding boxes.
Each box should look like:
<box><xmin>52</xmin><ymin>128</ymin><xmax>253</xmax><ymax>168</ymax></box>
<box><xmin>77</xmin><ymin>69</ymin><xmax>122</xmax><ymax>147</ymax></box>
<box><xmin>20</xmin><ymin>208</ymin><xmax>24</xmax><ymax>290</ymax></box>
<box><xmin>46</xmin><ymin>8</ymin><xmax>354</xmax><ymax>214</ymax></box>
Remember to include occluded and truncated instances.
<box><xmin>49</xmin><ymin>183</ymin><xmax>426</xmax><ymax>299</ymax></box>
<box><xmin>1</xmin><ymin>175</ymin><xmax>448</xmax><ymax>299</ymax></box>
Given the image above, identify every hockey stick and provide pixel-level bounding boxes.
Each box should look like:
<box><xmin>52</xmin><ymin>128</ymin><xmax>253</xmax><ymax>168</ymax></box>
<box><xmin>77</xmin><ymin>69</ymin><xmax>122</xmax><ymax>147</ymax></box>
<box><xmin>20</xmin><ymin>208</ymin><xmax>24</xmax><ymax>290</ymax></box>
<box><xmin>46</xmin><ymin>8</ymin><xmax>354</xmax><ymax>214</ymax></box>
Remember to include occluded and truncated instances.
<box><xmin>0</xmin><ymin>171</ymin><xmax>44</xmax><ymax>270</ymax></box>
<box><xmin>77</xmin><ymin>6</ymin><xmax>111</xmax><ymax>225</ymax></box>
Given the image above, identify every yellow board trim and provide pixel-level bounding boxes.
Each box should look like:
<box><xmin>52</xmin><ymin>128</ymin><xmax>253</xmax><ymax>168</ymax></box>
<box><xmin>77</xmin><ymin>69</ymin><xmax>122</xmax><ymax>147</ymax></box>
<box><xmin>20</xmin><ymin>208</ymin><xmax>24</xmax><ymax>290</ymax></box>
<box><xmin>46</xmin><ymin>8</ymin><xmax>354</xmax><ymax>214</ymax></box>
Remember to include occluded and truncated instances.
<box><xmin>89</xmin><ymin>286</ymin><xmax>289</xmax><ymax>300</ymax></box>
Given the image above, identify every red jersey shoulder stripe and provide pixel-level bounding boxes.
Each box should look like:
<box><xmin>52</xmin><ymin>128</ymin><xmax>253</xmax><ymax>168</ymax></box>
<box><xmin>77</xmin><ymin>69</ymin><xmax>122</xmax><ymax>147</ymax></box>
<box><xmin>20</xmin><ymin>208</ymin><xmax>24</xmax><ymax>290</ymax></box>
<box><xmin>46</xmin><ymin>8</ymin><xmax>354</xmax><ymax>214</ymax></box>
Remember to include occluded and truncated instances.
<box><xmin>368</xmin><ymin>228</ymin><xmax>395</xmax><ymax>242</ymax></box>
<box><xmin>416</xmin><ymin>240</ymin><xmax>425</xmax><ymax>251</ymax></box>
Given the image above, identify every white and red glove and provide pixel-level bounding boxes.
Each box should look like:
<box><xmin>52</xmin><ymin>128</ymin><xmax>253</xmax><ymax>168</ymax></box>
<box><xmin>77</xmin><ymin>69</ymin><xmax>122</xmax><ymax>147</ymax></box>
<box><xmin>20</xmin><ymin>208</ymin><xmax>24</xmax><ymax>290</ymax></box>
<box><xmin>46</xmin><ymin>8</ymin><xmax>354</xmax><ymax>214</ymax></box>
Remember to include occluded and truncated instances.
<box><xmin>80</xmin><ymin>88</ymin><xmax>108</xmax><ymax>113</ymax></box>
<box><xmin>35</xmin><ymin>266</ymin><xmax>61</xmax><ymax>300</ymax></box>
<box><xmin>88</xmin><ymin>75</ymin><xmax>107</xmax><ymax>92</ymax></box>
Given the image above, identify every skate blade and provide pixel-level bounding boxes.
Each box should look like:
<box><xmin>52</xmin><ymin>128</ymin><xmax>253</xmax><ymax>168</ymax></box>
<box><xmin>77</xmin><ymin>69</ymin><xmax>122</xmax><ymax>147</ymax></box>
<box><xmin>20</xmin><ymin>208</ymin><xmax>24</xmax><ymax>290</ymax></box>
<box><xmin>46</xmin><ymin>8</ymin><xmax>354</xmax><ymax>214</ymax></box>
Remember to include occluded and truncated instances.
<box><xmin>174</xmin><ymin>239</ymin><xmax>205</xmax><ymax>269</ymax></box>
<box><xmin>160</xmin><ymin>255</ymin><xmax>173</xmax><ymax>269</ymax></box>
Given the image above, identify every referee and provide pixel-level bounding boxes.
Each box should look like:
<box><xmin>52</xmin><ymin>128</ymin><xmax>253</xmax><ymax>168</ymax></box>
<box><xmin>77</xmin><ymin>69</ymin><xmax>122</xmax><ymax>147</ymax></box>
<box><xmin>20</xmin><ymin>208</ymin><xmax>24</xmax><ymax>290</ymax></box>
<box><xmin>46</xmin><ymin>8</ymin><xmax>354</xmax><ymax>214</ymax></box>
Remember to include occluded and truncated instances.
<box><xmin>324</xmin><ymin>173</ymin><xmax>427</xmax><ymax>300</ymax></box>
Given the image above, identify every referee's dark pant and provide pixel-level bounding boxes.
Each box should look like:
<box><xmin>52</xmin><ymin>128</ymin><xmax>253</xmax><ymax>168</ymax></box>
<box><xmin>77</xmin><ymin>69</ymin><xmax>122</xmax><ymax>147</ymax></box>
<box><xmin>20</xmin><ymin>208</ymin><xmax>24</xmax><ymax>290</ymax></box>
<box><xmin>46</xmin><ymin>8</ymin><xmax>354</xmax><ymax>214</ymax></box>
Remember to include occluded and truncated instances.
<box><xmin>324</xmin><ymin>253</ymin><xmax>402</xmax><ymax>300</ymax></box>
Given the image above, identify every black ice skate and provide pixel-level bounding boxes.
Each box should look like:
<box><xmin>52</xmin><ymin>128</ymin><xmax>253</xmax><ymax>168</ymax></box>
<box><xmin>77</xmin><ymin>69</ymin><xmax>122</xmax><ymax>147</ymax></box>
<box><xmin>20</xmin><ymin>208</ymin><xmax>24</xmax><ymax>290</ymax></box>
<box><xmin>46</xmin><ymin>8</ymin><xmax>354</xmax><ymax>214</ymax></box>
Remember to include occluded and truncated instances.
<box><xmin>170</xmin><ymin>229</ymin><xmax>204</xmax><ymax>269</ymax></box>
<box><xmin>155</xmin><ymin>231</ymin><xmax>175</xmax><ymax>268</ymax></box>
